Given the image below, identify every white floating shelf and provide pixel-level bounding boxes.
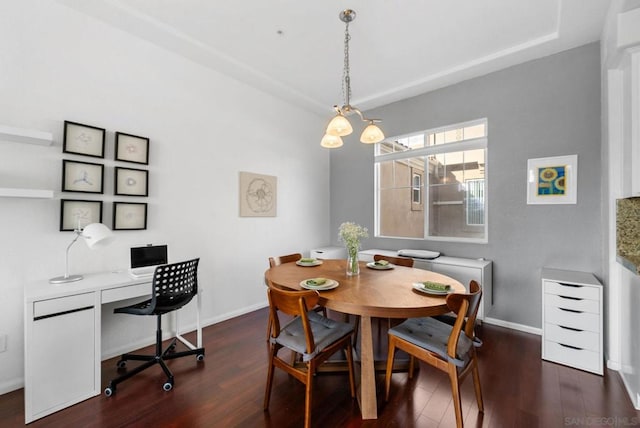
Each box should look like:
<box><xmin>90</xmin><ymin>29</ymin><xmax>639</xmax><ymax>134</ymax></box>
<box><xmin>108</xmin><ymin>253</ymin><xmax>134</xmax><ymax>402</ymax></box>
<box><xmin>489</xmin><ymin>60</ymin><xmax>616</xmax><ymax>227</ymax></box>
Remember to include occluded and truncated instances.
<box><xmin>0</xmin><ymin>124</ymin><xmax>53</xmax><ymax>146</ymax></box>
<box><xmin>0</xmin><ymin>188</ymin><xmax>54</xmax><ymax>199</ymax></box>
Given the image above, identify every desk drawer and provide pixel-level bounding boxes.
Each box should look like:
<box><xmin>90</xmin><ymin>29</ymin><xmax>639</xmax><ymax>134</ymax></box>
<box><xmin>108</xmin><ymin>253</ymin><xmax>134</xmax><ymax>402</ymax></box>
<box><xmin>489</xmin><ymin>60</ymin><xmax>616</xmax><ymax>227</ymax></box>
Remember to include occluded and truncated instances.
<box><xmin>33</xmin><ymin>293</ymin><xmax>94</xmax><ymax>319</ymax></box>
<box><xmin>544</xmin><ymin>280</ymin><xmax>599</xmax><ymax>300</ymax></box>
<box><xmin>544</xmin><ymin>305</ymin><xmax>600</xmax><ymax>333</ymax></box>
<box><xmin>102</xmin><ymin>283</ymin><xmax>151</xmax><ymax>304</ymax></box>
<box><xmin>544</xmin><ymin>293</ymin><xmax>599</xmax><ymax>314</ymax></box>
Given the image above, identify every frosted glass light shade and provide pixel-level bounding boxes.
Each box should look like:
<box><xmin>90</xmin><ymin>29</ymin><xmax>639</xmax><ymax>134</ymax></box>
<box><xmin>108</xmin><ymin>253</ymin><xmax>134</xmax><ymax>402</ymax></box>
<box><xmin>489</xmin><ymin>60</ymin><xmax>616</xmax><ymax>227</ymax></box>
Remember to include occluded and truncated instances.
<box><xmin>320</xmin><ymin>133</ymin><xmax>344</xmax><ymax>148</ymax></box>
<box><xmin>360</xmin><ymin>123</ymin><xmax>385</xmax><ymax>144</ymax></box>
<box><xmin>326</xmin><ymin>113</ymin><xmax>353</xmax><ymax>137</ymax></box>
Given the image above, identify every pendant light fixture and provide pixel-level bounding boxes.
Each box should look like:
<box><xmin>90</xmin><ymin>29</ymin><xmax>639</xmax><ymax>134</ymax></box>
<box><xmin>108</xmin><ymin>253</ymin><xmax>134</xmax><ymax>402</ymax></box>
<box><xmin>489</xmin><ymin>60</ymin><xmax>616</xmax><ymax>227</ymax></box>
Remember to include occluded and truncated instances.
<box><xmin>321</xmin><ymin>9</ymin><xmax>385</xmax><ymax>148</ymax></box>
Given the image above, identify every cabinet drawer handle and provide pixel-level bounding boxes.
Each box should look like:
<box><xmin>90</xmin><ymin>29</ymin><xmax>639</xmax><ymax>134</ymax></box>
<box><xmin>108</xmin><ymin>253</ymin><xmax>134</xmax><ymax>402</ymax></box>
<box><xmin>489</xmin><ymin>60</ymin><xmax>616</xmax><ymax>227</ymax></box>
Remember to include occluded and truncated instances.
<box><xmin>558</xmin><ymin>295</ymin><xmax>583</xmax><ymax>301</ymax></box>
<box><xmin>559</xmin><ymin>307</ymin><xmax>583</xmax><ymax>313</ymax></box>
<box><xmin>558</xmin><ymin>282</ymin><xmax>583</xmax><ymax>288</ymax></box>
<box><xmin>558</xmin><ymin>325</ymin><xmax>583</xmax><ymax>332</ymax></box>
<box><xmin>34</xmin><ymin>305</ymin><xmax>93</xmax><ymax>321</ymax></box>
<box><xmin>559</xmin><ymin>343</ymin><xmax>583</xmax><ymax>351</ymax></box>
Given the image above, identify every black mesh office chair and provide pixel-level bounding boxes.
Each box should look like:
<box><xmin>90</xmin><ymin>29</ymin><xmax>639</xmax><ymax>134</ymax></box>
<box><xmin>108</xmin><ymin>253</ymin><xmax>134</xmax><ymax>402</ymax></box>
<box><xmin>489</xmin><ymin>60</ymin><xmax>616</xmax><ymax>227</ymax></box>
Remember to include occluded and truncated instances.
<box><xmin>104</xmin><ymin>258</ymin><xmax>205</xmax><ymax>396</ymax></box>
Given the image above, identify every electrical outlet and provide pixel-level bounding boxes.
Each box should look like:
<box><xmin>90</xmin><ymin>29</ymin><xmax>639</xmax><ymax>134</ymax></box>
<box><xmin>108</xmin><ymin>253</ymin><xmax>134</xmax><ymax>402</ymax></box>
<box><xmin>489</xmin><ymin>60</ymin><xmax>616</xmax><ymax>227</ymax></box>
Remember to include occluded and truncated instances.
<box><xmin>0</xmin><ymin>334</ymin><xmax>6</xmax><ymax>353</ymax></box>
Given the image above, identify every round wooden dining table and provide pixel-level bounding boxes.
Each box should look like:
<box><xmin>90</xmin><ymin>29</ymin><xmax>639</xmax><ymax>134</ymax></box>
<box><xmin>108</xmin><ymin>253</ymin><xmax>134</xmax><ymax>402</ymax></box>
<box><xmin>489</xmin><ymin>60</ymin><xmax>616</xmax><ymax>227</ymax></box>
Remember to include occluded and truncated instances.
<box><xmin>264</xmin><ymin>258</ymin><xmax>465</xmax><ymax>420</ymax></box>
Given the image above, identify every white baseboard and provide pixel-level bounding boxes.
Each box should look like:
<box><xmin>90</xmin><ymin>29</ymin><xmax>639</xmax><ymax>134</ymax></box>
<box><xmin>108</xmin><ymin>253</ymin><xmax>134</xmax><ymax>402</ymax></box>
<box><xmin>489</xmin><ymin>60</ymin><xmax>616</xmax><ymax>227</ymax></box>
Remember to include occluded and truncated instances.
<box><xmin>620</xmin><ymin>371</ymin><xmax>640</xmax><ymax>410</ymax></box>
<box><xmin>0</xmin><ymin>378</ymin><xmax>23</xmax><ymax>396</ymax></box>
<box><xmin>482</xmin><ymin>317</ymin><xmax>543</xmax><ymax>336</ymax></box>
<box><xmin>607</xmin><ymin>359</ymin><xmax>622</xmax><ymax>371</ymax></box>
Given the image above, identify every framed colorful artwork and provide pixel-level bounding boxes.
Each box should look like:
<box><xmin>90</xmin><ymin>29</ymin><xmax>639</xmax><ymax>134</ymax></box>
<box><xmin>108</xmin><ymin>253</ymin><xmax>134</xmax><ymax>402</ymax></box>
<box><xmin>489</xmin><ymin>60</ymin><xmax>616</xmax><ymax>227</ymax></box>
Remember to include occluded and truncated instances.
<box><xmin>527</xmin><ymin>155</ymin><xmax>577</xmax><ymax>204</ymax></box>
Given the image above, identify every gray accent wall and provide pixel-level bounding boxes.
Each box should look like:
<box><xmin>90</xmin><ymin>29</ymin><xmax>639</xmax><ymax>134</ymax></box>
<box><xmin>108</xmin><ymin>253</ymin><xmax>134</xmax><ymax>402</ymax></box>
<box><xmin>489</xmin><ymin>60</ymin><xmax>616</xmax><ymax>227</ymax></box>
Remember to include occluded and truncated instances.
<box><xmin>330</xmin><ymin>42</ymin><xmax>602</xmax><ymax>328</ymax></box>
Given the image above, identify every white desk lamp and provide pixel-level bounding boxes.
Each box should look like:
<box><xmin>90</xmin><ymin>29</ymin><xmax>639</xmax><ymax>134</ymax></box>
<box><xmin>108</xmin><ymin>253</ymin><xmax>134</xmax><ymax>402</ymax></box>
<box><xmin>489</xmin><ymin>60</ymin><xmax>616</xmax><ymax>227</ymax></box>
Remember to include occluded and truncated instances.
<box><xmin>49</xmin><ymin>223</ymin><xmax>115</xmax><ymax>284</ymax></box>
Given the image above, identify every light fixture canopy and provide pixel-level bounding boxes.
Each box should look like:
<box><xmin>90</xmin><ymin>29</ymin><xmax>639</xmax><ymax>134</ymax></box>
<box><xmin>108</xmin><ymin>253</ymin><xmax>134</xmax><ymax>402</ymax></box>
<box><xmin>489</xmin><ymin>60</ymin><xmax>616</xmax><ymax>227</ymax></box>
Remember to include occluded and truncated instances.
<box><xmin>49</xmin><ymin>223</ymin><xmax>115</xmax><ymax>284</ymax></box>
<box><xmin>322</xmin><ymin>9</ymin><xmax>385</xmax><ymax>148</ymax></box>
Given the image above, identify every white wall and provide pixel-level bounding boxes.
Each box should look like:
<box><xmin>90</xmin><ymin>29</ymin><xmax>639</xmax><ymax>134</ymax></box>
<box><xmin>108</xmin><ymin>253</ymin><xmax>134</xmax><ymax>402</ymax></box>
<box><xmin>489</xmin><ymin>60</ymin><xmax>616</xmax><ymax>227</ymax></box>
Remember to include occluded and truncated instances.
<box><xmin>0</xmin><ymin>1</ymin><xmax>330</xmax><ymax>394</ymax></box>
<box><xmin>602</xmin><ymin>0</ymin><xmax>640</xmax><ymax>410</ymax></box>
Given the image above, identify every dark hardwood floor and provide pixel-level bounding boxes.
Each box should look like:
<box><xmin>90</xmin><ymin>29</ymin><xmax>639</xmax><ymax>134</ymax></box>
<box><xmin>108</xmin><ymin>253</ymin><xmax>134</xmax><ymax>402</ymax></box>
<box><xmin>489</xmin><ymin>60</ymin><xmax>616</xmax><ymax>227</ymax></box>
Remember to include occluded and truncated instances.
<box><xmin>2</xmin><ymin>308</ymin><xmax>639</xmax><ymax>427</ymax></box>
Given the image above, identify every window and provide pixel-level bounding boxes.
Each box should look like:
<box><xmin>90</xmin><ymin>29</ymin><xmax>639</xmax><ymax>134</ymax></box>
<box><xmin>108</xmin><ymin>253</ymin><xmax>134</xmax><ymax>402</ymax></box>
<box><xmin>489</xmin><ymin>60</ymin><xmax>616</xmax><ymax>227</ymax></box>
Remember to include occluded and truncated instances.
<box><xmin>375</xmin><ymin>119</ymin><xmax>487</xmax><ymax>242</ymax></box>
<box><xmin>411</xmin><ymin>169</ymin><xmax>422</xmax><ymax>208</ymax></box>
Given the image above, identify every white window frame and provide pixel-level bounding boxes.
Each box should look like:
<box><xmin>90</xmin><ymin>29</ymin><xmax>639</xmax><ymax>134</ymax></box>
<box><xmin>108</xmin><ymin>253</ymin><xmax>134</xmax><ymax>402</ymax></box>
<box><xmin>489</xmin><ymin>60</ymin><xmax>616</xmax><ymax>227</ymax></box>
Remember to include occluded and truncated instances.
<box><xmin>374</xmin><ymin>118</ymin><xmax>488</xmax><ymax>243</ymax></box>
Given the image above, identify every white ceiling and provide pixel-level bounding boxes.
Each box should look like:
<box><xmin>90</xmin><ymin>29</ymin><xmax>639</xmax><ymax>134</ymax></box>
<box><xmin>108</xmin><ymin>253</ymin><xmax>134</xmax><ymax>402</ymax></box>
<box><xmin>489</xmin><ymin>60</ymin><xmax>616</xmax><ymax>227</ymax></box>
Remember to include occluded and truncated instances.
<box><xmin>59</xmin><ymin>0</ymin><xmax>611</xmax><ymax>116</ymax></box>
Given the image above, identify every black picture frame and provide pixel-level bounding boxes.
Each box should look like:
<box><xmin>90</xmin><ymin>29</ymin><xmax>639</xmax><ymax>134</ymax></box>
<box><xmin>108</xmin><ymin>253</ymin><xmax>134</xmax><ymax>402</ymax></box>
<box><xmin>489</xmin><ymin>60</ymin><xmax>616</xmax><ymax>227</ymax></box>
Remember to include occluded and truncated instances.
<box><xmin>115</xmin><ymin>132</ymin><xmax>149</xmax><ymax>165</ymax></box>
<box><xmin>63</xmin><ymin>120</ymin><xmax>106</xmax><ymax>158</ymax></box>
<box><xmin>60</xmin><ymin>199</ymin><xmax>103</xmax><ymax>231</ymax></box>
<box><xmin>62</xmin><ymin>159</ymin><xmax>105</xmax><ymax>194</ymax></box>
<box><xmin>113</xmin><ymin>202</ymin><xmax>147</xmax><ymax>230</ymax></box>
<box><xmin>114</xmin><ymin>167</ymin><xmax>148</xmax><ymax>196</ymax></box>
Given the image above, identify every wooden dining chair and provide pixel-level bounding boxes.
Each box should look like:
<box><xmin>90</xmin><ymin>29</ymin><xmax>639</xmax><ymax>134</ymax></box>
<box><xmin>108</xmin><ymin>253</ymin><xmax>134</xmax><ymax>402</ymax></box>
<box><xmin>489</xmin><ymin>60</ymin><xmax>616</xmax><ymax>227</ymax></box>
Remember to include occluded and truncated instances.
<box><xmin>268</xmin><ymin>253</ymin><xmax>303</xmax><ymax>267</ymax></box>
<box><xmin>385</xmin><ymin>281</ymin><xmax>483</xmax><ymax>428</ymax></box>
<box><xmin>373</xmin><ymin>253</ymin><xmax>414</xmax><ymax>267</ymax></box>
<box><xmin>266</xmin><ymin>253</ymin><xmax>327</xmax><ymax>342</ymax></box>
<box><xmin>263</xmin><ymin>284</ymin><xmax>356</xmax><ymax>428</ymax></box>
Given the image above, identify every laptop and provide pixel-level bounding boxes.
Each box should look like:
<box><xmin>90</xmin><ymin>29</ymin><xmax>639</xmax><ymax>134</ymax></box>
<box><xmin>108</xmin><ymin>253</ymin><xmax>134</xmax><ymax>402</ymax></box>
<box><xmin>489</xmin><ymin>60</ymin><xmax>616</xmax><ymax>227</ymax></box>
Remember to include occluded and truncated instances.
<box><xmin>128</xmin><ymin>244</ymin><xmax>168</xmax><ymax>278</ymax></box>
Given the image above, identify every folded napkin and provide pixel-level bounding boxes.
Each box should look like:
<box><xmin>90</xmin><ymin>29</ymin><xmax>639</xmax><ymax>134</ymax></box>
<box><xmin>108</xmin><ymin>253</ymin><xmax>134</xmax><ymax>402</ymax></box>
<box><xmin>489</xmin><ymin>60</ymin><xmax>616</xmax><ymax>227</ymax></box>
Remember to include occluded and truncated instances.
<box><xmin>306</xmin><ymin>278</ymin><xmax>327</xmax><ymax>286</ymax></box>
<box><xmin>421</xmin><ymin>281</ymin><xmax>451</xmax><ymax>291</ymax></box>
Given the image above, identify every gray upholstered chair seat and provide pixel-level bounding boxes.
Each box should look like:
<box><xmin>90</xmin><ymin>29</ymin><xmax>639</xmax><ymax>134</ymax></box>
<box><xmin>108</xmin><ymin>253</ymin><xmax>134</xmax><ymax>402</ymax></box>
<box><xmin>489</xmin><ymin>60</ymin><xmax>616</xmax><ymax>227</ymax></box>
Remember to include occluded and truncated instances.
<box><xmin>272</xmin><ymin>311</ymin><xmax>354</xmax><ymax>362</ymax></box>
<box><xmin>389</xmin><ymin>317</ymin><xmax>474</xmax><ymax>367</ymax></box>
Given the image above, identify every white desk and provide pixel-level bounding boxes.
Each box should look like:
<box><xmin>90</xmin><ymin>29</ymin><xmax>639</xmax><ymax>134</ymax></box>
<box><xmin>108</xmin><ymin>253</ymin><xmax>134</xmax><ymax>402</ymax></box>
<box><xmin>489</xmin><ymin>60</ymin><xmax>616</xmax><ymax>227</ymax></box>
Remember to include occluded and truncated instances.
<box><xmin>24</xmin><ymin>271</ymin><xmax>202</xmax><ymax>423</ymax></box>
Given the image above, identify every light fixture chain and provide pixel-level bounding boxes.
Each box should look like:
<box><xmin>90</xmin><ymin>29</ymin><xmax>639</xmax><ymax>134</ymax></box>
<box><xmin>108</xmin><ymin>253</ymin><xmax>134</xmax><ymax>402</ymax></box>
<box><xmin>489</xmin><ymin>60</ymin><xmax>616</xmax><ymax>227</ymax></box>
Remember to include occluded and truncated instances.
<box><xmin>342</xmin><ymin>21</ymin><xmax>351</xmax><ymax>107</ymax></box>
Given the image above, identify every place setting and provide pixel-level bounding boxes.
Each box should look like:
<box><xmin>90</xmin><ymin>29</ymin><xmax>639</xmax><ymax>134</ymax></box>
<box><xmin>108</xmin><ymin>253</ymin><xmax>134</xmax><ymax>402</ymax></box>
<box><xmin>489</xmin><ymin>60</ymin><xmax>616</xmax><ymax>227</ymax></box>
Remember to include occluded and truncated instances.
<box><xmin>366</xmin><ymin>259</ymin><xmax>394</xmax><ymax>270</ymax></box>
<box><xmin>296</xmin><ymin>257</ymin><xmax>323</xmax><ymax>267</ymax></box>
<box><xmin>300</xmin><ymin>277</ymin><xmax>339</xmax><ymax>291</ymax></box>
<box><xmin>412</xmin><ymin>280</ymin><xmax>454</xmax><ymax>296</ymax></box>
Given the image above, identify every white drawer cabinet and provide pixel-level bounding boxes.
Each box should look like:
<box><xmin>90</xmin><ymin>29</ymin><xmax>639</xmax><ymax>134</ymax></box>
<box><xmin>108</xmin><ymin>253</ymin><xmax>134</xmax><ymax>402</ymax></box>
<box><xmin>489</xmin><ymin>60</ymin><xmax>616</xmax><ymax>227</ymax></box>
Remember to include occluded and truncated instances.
<box><xmin>541</xmin><ymin>268</ymin><xmax>603</xmax><ymax>375</ymax></box>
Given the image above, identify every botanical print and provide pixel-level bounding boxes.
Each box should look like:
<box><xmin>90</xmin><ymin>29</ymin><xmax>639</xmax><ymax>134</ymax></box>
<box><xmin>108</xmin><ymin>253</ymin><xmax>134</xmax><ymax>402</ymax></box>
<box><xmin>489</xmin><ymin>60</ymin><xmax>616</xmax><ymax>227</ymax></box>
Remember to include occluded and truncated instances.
<box><xmin>239</xmin><ymin>172</ymin><xmax>277</xmax><ymax>217</ymax></box>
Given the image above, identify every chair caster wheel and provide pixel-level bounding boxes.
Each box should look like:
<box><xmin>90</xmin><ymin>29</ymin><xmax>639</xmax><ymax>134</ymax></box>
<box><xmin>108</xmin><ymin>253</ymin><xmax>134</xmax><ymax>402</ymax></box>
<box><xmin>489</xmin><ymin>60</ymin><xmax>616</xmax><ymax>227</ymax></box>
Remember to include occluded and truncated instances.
<box><xmin>117</xmin><ymin>360</ymin><xmax>127</xmax><ymax>369</ymax></box>
<box><xmin>104</xmin><ymin>386</ymin><xmax>115</xmax><ymax>397</ymax></box>
<box><xmin>163</xmin><ymin>382</ymin><xmax>173</xmax><ymax>391</ymax></box>
<box><xmin>196</xmin><ymin>354</ymin><xmax>205</xmax><ymax>361</ymax></box>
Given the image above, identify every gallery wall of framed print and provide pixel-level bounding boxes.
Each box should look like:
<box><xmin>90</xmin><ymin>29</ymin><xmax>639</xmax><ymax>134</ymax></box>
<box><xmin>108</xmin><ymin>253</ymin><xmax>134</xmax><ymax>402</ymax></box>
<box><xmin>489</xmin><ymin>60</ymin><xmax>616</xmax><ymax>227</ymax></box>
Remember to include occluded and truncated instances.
<box><xmin>527</xmin><ymin>154</ymin><xmax>577</xmax><ymax>204</ymax></box>
<box><xmin>60</xmin><ymin>199</ymin><xmax>103</xmax><ymax>231</ymax></box>
<box><xmin>239</xmin><ymin>171</ymin><xmax>277</xmax><ymax>217</ymax></box>
<box><xmin>62</xmin><ymin>159</ymin><xmax>104</xmax><ymax>194</ymax></box>
<box><xmin>115</xmin><ymin>167</ymin><xmax>148</xmax><ymax>196</ymax></box>
<box><xmin>115</xmin><ymin>132</ymin><xmax>149</xmax><ymax>165</ymax></box>
<box><xmin>63</xmin><ymin>120</ymin><xmax>105</xmax><ymax>158</ymax></box>
<box><xmin>113</xmin><ymin>202</ymin><xmax>147</xmax><ymax>230</ymax></box>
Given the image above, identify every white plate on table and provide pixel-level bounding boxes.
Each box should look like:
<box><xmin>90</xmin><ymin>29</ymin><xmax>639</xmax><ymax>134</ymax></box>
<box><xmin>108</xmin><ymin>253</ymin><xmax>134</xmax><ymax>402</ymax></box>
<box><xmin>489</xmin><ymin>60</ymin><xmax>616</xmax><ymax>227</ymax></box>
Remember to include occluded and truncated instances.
<box><xmin>412</xmin><ymin>283</ymin><xmax>453</xmax><ymax>295</ymax></box>
<box><xmin>300</xmin><ymin>279</ymin><xmax>339</xmax><ymax>290</ymax></box>
<box><xmin>296</xmin><ymin>259</ymin><xmax>323</xmax><ymax>267</ymax></box>
<box><xmin>366</xmin><ymin>262</ymin><xmax>394</xmax><ymax>270</ymax></box>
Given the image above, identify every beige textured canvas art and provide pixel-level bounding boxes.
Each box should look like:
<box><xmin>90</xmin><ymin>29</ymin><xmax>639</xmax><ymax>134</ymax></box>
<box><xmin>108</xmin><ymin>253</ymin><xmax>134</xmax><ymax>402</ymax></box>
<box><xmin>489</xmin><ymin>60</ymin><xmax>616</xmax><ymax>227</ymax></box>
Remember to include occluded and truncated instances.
<box><xmin>239</xmin><ymin>171</ymin><xmax>277</xmax><ymax>217</ymax></box>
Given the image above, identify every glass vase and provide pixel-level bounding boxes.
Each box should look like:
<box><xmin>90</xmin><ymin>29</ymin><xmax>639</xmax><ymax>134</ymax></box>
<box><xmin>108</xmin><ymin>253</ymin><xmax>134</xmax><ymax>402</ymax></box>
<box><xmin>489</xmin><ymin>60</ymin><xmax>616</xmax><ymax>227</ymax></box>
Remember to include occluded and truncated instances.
<box><xmin>346</xmin><ymin>248</ymin><xmax>360</xmax><ymax>276</ymax></box>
